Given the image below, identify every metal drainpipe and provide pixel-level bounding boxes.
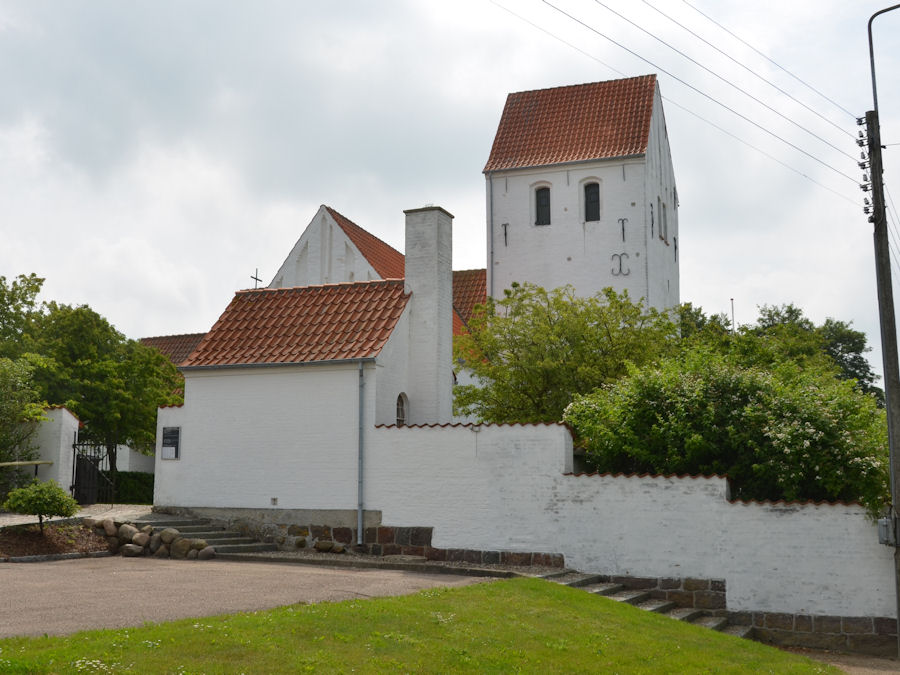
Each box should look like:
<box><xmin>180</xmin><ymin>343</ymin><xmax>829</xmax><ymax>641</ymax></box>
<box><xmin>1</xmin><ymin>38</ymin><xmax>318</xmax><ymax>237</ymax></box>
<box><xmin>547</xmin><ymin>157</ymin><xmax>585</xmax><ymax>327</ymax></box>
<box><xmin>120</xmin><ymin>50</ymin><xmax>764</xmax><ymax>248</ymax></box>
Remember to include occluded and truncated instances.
<box><xmin>357</xmin><ymin>360</ymin><xmax>365</xmax><ymax>546</ymax></box>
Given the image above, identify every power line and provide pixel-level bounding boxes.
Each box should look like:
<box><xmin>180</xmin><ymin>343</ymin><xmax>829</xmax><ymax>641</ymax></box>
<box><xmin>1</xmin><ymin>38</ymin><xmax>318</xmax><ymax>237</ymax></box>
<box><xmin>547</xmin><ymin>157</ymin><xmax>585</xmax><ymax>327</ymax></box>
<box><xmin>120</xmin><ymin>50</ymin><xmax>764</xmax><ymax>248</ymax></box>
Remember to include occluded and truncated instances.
<box><xmin>492</xmin><ymin>0</ymin><xmax>861</xmax><ymax>205</ymax></box>
<box><xmin>663</xmin><ymin>97</ymin><xmax>858</xmax><ymax>206</ymax></box>
<box><xmin>639</xmin><ymin>0</ymin><xmax>854</xmax><ymax>141</ymax></box>
<box><xmin>677</xmin><ymin>0</ymin><xmax>858</xmax><ymax>120</ymax></box>
<box><xmin>541</xmin><ymin>0</ymin><xmax>859</xmax><ymax>185</ymax></box>
<box><xmin>590</xmin><ymin>0</ymin><xmax>856</xmax><ymax>160</ymax></box>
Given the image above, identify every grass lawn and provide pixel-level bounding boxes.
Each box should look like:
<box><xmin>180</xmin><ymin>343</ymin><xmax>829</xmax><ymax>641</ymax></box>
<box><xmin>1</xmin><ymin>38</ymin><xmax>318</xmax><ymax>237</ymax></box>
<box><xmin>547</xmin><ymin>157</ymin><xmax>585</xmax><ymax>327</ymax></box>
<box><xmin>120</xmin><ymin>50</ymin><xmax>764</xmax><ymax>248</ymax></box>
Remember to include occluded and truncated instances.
<box><xmin>0</xmin><ymin>577</ymin><xmax>837</xmax><ymax>674</ymax></box>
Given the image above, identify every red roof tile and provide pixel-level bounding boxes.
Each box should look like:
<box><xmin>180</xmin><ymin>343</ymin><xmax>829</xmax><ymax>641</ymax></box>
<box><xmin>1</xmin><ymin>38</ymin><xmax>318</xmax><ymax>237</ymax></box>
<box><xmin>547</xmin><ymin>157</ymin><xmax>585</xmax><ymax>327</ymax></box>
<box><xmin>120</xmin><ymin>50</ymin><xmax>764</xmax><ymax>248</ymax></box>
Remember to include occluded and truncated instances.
<box><xmin>452</xmin><ymin>268</ymin><xmax>487</xmax><ymax>326</ymax></box>
<box><xmin>140</xmin><ymin>333</ymin><xmax>207</xmax><ymax>366</ymax></box>
<box><xmin>183</xmin><ymin>280</ymin><xmax>409</xmax><ymax>368</ymax></box>
<box><xmin>325</xmin><ymin>206</ymin><xmax>405</xmax><ymax>279</ymax></box>
<box><xmin>483</xmin><ymin>75</ymin><xmax>657</xmax><ymax>172</ymax></box>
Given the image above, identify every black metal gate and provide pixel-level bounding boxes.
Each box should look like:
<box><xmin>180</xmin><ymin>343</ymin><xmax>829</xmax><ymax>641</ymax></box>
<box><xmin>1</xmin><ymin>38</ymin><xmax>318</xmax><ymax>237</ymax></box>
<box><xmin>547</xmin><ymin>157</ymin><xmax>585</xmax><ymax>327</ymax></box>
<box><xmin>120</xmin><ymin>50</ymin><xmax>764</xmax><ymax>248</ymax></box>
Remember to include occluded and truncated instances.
<box><xmin>71</xmin><ymin>442</ymin><xmax>115</xmax><ymax>505</ymax></box>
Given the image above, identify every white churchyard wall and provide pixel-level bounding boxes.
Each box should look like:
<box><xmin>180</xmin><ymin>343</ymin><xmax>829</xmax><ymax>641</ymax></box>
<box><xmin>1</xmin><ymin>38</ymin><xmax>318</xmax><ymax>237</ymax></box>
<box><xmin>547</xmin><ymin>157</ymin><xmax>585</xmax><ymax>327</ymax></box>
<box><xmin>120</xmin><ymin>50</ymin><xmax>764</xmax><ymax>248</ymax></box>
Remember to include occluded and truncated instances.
<box><xmin>32</xmin><ymin>406</ymin><xmax>79</xmax><ymax>490</ymax></box>
<box><xmin>155</xmin><ymin>413</ymin><xmax>895</xmax><ymax>625</ymax></box>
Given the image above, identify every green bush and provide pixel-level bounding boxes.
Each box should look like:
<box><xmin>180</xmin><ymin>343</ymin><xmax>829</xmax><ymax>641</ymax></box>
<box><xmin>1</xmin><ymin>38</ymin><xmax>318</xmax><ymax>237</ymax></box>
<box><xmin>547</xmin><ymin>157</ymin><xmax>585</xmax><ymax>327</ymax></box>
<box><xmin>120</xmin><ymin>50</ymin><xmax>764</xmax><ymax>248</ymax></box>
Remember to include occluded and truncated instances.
<box><xmin>563</xmin><ymin>349</ymin><xmax>889</xmax><ymax>517</ymax></box>
<box><xmin>102</xmin><ymin>470</ymin><xmax>154</xmax><ymax>504</ymax></box>
<box><xmin>3</xmin><ymin>479</ymin><xmax>79</xmax><ymax>532</ymax></box>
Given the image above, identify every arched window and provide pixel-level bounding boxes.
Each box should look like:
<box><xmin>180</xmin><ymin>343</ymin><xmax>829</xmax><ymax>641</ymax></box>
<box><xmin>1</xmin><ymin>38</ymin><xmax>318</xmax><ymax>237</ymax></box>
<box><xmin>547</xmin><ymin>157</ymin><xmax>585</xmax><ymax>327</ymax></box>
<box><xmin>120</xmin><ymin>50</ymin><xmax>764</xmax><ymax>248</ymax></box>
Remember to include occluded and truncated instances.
<box><xmin>584</xmin><ymin>182</ymin><xmax>600</xmax><ymax>222</ymax></box>
<box><xmin>396</xmin><ymin>393</ymin><xmax>408</xmax><ymax>427</ymax></box>
<box><xmin>535</xmin><ymin>187</ymin><xmax>551</xmax><ymax>225</ymax></box>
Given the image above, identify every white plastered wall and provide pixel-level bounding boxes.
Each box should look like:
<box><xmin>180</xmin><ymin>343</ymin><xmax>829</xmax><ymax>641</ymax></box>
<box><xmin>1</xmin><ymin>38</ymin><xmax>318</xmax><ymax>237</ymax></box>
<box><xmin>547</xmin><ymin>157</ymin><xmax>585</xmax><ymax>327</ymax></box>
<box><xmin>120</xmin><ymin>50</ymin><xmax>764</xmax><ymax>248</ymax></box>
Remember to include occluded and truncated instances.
<box><xmin>269</xmin><ymin>206</ymin><xmax>381</xmax><ymax>288</ymax></box>
<box><xmin>365</xmin><ymin>424</ymin><xmax>894</xmax><ymax>619</ymax></box>
<box><xmin>155</xmin><ymin>362</ymin><xmax>378</xmax><ymax>510</ymax></box>
<box><xmin>33</xmin><ymin>406</ymin><xmax>79</xmax><ymax>491</ymax></box>
<box><xmin>642</xmin><ymin>84</ymin><xmax>680</xmax><ymax>310</ymax></box>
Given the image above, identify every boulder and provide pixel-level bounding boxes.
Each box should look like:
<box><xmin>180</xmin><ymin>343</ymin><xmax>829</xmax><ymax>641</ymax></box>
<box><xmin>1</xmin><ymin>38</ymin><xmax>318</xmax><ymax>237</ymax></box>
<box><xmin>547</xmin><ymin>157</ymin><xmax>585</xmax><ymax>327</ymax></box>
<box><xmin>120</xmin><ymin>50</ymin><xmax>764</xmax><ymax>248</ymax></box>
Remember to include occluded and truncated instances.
<box><xmin>132</xmin><ymin>532</ymin><xmax>151</xmax><ymax>548</ymax></box>
<box><xmin>83</xmin><ymin>517</ymin><xmax>97</xmax><ymax>529</ymax></box>
<box><xmin>332</xmin><ymin>543</ymin><xmax>345</xmax><ymax>554</ymax></box>
<box><xmin>187</xmin><ymin>549</ymin><xmax>199</xmax><ymax>560</ymax></box>
<box><xmin>190</xmin><ymin>539</ymin><xmax>208</xmax><ymax>551</ymax></box>
<box><xmin>140</xmin><ymin>524</ymin><xmax>154</xmax><ymax>535</ymax></box>
<box><xmin>159</xmin><ymin>528</ymin><xmax>180</xmax><ymax>544</ymax></box>
<box><xmin>149</xmin><ymin>533</ymin><xmax>163</xmax><ymax>553</ymax></box>
<box><xmin>106</xmin><ymin>536</ymin><xmax>120</xmax><ymax>554</ymax></box>
<box><xmin>117</xmin><ymin>523</ymin><xmax>139</xmax><ymax>542</ymax></box>
<box><xmin>102</xmin><ymin>519</ymin><xmax>118</xmax><ymax>537</ymax></box>
<box><xmin>121</xmin><ymin>543</ymin><xmax>144</xmax><ymax>557</ymax></box>
<box><xmin>198</xmin><ymin>546</ymin><xmax>216</xmax><ymax>561</ymax></box>
<box><xmin>153</xmin><ymin>544</ymin><xmax>170</xmax><ymax>558</ymax></box>
<box><xmin>314</xmin><ymin>540</ymin><xmax>334</xmax><ymax>553</ymax></box>
<box><xmin>170</xmin><ymin>537</ymin><xmax>192</xmax><ymax>559</ymax></box>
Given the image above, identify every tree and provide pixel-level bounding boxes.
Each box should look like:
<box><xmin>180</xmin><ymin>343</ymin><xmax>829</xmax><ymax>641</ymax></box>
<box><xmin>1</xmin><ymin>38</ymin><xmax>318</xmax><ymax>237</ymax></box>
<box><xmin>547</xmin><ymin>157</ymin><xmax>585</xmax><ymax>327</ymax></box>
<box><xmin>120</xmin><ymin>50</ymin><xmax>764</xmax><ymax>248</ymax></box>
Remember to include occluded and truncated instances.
<box><xmin>0</xmin><ymin>356</ymin><xmax>46</xmax><ymax>497</ymax></box>
<box><xmin>25</xmin><ymin>302</ymin><xmax>182</xmax><ymax>475</ymax></box>
<box><xmin>453</xmin><ymin>284</ymin><xmax>677</xmax><ymax>423</ymax></box>
<box><xmin>3</xmin><ymin>480</ymin><xmax>79</xmax><ymax>532</ymax></box>
<box><xmin>0</xmin><ymin>273</ymin><xmax>43</xmax><ymax>359</ymax></box>
<box><xmin>563</xmin><ymin>347</ymin><xmax>889</xmax><ymax>517</ymax></box>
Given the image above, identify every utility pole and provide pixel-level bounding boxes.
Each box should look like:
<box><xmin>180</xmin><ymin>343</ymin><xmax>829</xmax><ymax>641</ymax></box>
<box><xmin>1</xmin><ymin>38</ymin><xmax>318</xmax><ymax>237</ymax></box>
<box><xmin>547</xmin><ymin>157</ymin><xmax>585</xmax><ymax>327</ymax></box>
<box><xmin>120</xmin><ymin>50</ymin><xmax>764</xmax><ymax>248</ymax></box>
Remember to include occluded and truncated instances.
<box><xmin>865</xmin><ymin>3</ymin><xmax>900</xmax><ymax>657</ymax></box>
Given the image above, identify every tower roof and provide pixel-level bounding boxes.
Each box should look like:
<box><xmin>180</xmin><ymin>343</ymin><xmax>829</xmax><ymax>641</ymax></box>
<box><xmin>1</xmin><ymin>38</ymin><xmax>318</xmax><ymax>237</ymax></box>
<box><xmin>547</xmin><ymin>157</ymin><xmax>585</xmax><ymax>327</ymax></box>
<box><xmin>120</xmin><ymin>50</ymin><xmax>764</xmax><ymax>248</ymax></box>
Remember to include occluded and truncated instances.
<box><xmin>483</xmin><ymin>75</ymin><xmax>657</xmax><ymax>172</ymax></box>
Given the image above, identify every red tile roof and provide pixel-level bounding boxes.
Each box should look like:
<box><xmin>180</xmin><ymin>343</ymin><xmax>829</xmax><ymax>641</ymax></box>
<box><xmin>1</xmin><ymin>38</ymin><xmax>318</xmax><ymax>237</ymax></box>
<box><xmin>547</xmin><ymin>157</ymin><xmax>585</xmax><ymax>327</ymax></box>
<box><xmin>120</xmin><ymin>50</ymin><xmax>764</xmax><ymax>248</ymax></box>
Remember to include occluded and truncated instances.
<box><xmin>326</xmin><ymin>206</ymin><xmax>405</xmax><ymax>279</ymax></box>
<box><xmin>452</xmin><ymin>269</ymin><xmax>487</xmax><ymax>326</ymax></box>
<box><xmin>182</xmin><ymin>280</ymin><xmax>409</xmax><ymax>368</ymax></box>
<box><xmin>141</xmin><ymin>333</ymin><xmax>207</xmax><ymax>366</ymax></box>
<box><xmin>483</xmin><ymin>75</ymin><xmax>657</xmax><ymax>172</ymax></box>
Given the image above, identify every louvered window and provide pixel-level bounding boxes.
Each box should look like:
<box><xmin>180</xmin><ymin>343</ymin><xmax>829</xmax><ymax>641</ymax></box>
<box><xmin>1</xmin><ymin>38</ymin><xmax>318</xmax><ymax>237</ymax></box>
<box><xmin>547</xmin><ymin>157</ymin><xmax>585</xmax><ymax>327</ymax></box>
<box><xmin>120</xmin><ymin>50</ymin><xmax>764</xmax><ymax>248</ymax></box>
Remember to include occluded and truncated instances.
<box><xmin>584</xmin><ymin>183</ymin><xmax>600</xmax><ymax>222</ymax></box>
<box><xmin>535</xmin><ymin>187</ymin><xmax>551</xmax><ymax>225</ymax></box>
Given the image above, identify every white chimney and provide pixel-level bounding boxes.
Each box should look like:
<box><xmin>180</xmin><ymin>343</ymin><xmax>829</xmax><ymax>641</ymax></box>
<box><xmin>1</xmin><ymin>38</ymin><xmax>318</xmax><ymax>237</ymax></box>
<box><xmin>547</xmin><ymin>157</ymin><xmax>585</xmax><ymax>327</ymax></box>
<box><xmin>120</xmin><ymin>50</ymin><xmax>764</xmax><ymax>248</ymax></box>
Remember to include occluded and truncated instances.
<box><xmin>404</xmin><ymin>206</ymin><xmax>453</xmax><ymax>424</ymax></box>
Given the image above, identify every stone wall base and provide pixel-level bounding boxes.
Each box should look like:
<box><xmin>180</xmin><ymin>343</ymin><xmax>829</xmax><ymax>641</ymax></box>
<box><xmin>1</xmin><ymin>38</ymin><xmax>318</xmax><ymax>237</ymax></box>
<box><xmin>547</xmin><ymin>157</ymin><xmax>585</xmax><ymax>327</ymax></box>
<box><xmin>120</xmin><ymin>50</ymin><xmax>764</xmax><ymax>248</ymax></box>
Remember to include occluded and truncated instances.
<box><xmin>743</xmin><ymin>612</ymin><xmax>898</xmax><ymax>657</ymax></box>
<box><xmin>154</xmin><ymin>507</ymin><xmax>564</xmax><ymax>568</ymax></box>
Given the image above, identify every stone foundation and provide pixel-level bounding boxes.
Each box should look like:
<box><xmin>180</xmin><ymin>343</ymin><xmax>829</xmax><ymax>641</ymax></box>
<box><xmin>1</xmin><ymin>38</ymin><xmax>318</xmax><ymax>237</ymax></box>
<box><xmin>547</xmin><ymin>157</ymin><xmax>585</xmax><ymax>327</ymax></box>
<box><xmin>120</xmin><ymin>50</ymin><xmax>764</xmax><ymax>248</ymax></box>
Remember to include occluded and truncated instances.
<box><xmin>747</xmin><ymin>612</ymin><xmax>898</xmax><ymax>657</ymax></box>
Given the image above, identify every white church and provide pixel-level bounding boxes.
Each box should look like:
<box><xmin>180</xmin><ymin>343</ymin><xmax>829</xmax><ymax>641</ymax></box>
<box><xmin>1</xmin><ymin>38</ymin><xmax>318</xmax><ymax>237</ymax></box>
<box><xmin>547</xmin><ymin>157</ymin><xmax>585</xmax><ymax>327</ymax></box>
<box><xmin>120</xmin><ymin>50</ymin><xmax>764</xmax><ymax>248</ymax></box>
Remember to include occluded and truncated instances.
<box><xmin>151</xmin><ymin>77</ymin><xmax>898</xmax><ymax>650</ymax></box>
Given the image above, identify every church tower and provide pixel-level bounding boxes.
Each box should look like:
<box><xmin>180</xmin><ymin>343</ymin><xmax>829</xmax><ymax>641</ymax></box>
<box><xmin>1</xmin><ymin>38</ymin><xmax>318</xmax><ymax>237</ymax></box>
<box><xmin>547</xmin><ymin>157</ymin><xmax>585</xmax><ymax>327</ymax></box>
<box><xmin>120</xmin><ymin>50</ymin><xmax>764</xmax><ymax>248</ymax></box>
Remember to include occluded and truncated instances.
<box><xmin>483</xmin><ymin>75</ymin><xmax>679</xmax><ymax>311</ymax></box>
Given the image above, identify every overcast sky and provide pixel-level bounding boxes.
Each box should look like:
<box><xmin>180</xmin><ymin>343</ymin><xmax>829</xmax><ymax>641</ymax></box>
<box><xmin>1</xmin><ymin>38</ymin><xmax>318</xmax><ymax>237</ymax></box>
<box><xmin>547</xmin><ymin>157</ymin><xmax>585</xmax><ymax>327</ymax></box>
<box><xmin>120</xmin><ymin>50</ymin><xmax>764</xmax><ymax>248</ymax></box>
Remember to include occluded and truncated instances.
<box><xmin>1</xmin><ymin>1</ymin><xmax>898</xmax><ymax>376</ymax></box>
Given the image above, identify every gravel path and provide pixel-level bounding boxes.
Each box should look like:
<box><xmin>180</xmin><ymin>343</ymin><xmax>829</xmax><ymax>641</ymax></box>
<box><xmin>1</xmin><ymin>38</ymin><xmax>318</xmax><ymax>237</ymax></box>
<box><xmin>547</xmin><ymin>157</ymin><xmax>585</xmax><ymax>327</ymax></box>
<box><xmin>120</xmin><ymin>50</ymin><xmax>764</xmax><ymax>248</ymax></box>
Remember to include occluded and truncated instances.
<box><xmin>0</xmin><ymin>503</ymin><xmax>154</xmax><ymax>528</ymax></box>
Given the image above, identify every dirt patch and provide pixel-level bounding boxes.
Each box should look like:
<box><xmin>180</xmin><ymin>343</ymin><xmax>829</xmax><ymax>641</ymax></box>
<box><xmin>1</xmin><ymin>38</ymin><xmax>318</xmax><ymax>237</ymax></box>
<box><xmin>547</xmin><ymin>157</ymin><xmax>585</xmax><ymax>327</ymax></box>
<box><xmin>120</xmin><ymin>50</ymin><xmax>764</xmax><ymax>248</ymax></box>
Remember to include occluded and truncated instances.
<box><xmin>0</xmin><ymin>522</ymin><xmax>108</xmax><ymax>558</ymax></box>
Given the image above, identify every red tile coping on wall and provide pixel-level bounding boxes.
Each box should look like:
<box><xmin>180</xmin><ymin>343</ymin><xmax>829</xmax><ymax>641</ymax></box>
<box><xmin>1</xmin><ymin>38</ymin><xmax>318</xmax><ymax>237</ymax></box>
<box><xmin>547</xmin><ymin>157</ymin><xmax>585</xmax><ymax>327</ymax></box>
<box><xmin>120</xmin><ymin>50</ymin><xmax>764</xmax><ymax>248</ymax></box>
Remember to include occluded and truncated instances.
<box><xmin>374</xmin><ymin>421</ymin><xmax>571</xmax><ymax>430</ymax></box>
<box><xmin>484</xmin><ymin>75</ymin><xmax>657</xmax><ymax>172</ymax></box>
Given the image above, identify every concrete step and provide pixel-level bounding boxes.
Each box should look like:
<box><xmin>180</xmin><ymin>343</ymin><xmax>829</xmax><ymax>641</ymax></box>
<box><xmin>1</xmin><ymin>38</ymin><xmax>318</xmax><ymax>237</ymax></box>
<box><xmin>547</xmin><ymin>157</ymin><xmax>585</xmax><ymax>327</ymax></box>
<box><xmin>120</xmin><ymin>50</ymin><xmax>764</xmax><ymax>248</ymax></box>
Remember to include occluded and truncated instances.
<box><xmin>634</xmin><ymin>598</ymin><xmax>677</xmax><ymax>614</ymax></box>
<box><xmin>559</xmin><ymin>573</ymin><xmax>607</xmax><ymax>588</ymax></box>
<box><xmin>137</xmin><ymin>518</ymin><xmax>211</xmax><ymax>528</ymax></box>
<box><xmin>665</xmin><ymin>607</ymin><xmax>707</xmax><ymax>623</ymax></box>
<box><xmin>157</xmin><ymin>524</ymin><xmax>218</xmax><ymax>534</ymax></box>
<box><xmin>608</xmin><ymin>589</ymin><xmax>652</xmax><ymax>605</ymax></box>
<box><xmin>214</xmin><ymin>542</ymin><xmax>279</xmax><ymax>554</ymax></box>
<box><xmin>192</xmin><ymin>536</ymin><xmax>257</xmax><ymax>546</ymax></box>
<box><xmin>692</xmin><ymin>615</ymin><xmax>730</xmax><ymax>632</ymax></box>
<box><xmin>721</xmin><ymin>624</ymin><xmax>754</xmax><ymax>639</ymax></box>
<box><xmin>583</xmin><ymin>582</ymin><xmax>624</xmax><ymax>596</ymax></box>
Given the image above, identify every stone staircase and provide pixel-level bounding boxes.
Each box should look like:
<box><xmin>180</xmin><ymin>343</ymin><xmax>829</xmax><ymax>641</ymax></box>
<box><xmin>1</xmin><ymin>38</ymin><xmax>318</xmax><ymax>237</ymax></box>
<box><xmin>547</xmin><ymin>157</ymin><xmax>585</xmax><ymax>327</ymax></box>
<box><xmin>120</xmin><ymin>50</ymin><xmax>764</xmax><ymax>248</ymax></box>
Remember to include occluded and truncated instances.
<box><xmin>135</xmin><ymin>516</ymin><xmax>278</xmax><ymax>554</ymax></box>
<box><xmin>544</xmin><ymin>572</ymin><xmax>752</xmax><ymax>640</ymax></box>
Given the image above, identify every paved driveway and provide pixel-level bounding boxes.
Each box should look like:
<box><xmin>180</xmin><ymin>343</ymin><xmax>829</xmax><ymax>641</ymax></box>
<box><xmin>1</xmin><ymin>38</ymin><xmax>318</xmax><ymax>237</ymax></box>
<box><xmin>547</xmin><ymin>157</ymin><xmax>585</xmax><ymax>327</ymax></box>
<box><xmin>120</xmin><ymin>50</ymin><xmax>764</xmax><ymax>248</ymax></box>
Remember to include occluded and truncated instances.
<box><xmin>0</xmin><ymin>557</ymin><xmax>483</xmax><ymax>638</ymax></box>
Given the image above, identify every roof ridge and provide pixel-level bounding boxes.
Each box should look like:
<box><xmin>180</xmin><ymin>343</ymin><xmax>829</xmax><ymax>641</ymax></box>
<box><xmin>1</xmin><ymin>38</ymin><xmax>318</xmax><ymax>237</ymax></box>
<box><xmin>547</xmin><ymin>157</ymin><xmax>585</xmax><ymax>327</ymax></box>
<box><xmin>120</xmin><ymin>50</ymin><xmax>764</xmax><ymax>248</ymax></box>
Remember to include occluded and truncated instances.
<box><xmin>240</xmin><ymin>279</ymin><xmax>406</xmax><ymax>295</ymax></box>
<box><xmin>140</xmin><ymin>331</ymin><xmax>207</xmax><ymax>340</ymax></box>
<box><xmin>505</xmin><ymin>74</ymin><xmax>655</xmax><ymax>98</ymax></box>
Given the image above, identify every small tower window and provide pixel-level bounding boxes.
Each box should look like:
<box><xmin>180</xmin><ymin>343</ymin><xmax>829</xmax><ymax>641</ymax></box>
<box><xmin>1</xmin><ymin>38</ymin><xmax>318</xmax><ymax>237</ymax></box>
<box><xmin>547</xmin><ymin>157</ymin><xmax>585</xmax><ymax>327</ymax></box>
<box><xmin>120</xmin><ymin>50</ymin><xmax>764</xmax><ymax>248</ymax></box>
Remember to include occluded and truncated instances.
<box><xmin>535</xmin><ymin>187</ymin><xmax>551</xmax><ymax>225</ymax></box>
<box><xmin>584</xmin><ymin>182</ymin><xmax>600</xmax><ymax>222</ymax></box>
<box><xmin>396</xmin><ymin>393</ymin><xmax>408</xmax><ymax>427</ymax></box>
